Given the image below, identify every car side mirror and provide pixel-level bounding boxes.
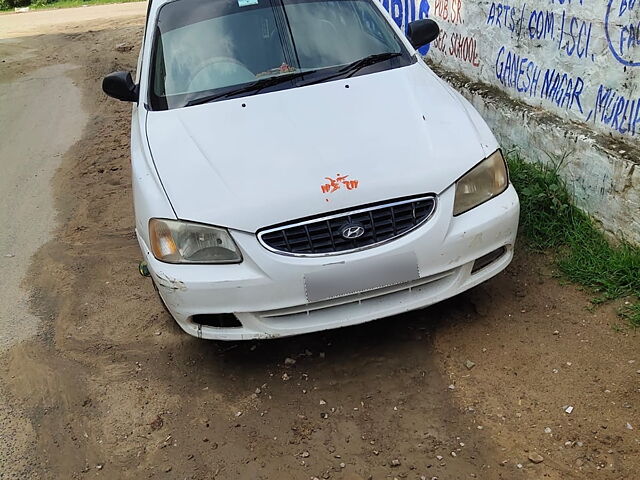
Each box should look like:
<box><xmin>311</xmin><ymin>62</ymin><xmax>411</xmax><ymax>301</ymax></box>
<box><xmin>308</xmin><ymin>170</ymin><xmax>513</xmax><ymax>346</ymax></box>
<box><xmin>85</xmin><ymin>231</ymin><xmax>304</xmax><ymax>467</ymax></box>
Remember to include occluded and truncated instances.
<box><xmin>407</xmin><ymin>19</ymin><xmax>440</xmax><ymax>49</ymax></box>
<box><xmin>102</xmin><ymin>71</ymin><xmax>139</xmax><ymax>102</ymax></box>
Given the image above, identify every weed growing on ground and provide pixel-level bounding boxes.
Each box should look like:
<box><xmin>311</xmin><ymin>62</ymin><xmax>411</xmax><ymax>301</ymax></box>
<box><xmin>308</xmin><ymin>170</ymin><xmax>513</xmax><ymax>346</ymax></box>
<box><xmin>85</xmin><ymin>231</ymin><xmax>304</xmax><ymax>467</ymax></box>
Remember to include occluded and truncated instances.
<box><xmin>507</xmin><ymin>152</ymin><xmax>640</xmax><ymax>326</ymax></box>
<box><xmin>620</xmin><ymin>303</ymin><xmax>640</xmax><ymax>328</ymax></box>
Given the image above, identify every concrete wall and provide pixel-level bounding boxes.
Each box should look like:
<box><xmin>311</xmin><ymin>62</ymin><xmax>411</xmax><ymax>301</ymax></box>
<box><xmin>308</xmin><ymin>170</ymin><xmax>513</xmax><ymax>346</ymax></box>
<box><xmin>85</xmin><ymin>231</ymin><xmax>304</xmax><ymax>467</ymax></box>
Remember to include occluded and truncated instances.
<box><xmin>377</xmin><ymin>0</ymin><xmax>640</xmax><ymax>244</ymax></box>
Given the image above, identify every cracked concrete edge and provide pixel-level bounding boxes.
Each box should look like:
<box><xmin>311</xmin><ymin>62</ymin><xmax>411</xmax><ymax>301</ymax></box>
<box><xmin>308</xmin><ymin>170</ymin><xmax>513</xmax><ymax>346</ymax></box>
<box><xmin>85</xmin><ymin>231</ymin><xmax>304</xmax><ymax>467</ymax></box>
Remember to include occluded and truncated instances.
<box><xmin>432</xmin><ymin>63</ymin><xmax>640</xmax><ymax>246</ymax></box>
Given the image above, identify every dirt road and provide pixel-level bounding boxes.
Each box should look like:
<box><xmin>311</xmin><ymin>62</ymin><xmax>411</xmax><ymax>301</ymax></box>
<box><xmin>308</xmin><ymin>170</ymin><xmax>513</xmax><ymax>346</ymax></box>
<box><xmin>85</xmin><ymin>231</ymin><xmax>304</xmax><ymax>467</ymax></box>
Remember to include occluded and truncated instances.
<box><xmin>0</xmin><ymin>4</ymin><xmax>638</xmax><ymax>479</ymax></box>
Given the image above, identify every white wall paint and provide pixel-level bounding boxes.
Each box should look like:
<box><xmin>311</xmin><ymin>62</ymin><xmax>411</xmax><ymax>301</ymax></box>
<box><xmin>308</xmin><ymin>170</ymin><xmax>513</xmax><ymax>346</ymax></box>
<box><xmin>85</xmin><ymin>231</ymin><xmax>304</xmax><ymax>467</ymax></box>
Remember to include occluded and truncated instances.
<box><xmin>379</xmin><ymin>0</ymin><xmax>640</xmax><ymax>141</ymax></box>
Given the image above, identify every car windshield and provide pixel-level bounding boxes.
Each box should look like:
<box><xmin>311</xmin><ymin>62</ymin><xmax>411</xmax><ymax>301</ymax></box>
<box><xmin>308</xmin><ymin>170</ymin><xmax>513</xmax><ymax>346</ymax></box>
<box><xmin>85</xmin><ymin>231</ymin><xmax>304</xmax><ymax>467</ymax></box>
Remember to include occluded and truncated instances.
<box><xmin>150</xmin><ymin>0</ymin><xmax>412</xmax><ymax>110</ymax></box>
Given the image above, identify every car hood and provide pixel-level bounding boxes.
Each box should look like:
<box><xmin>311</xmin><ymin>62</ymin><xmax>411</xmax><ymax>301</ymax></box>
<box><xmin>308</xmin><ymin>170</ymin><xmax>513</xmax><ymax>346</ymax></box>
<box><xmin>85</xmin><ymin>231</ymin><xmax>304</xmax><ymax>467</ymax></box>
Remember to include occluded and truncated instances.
<box><xmin>145</xmin><ymin>62</ymin><xmax>498</xmax><ymax>233</ymax></box>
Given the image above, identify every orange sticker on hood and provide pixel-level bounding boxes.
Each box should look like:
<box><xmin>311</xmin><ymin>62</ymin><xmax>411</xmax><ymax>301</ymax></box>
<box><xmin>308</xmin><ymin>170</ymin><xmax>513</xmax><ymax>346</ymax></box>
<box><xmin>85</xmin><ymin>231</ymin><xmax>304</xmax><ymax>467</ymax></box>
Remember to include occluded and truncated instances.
<box><xmin>321</xmin><ymin>174</ymin><xmax>359</xmax><ymax>194</ymax></box>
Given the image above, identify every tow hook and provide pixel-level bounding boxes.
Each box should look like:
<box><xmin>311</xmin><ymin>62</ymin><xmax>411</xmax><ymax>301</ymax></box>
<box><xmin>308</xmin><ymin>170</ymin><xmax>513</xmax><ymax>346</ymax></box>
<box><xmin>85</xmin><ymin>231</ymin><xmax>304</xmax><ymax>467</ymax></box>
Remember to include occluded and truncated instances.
<box><xmin>138</xmin><ymin>261</ymin><xmax>151</xmax><ymax>277</ymax></box>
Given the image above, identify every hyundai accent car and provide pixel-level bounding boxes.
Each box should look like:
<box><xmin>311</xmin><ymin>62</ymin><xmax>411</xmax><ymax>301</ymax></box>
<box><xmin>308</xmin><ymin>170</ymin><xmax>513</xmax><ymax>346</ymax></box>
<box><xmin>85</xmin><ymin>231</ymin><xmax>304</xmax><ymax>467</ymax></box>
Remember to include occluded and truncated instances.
<box><xmin>103</xmin><ymin>0</ymin><xmax>519</xmax><ymax>340</ymax></box>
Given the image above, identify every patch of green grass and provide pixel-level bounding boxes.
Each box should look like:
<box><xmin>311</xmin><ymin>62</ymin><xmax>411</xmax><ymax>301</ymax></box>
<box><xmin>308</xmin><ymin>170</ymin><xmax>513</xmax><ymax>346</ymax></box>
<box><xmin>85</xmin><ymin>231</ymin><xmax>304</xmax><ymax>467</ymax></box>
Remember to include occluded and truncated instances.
<box><xmin>507</xmin><ymin>152</ymin><xmax>640</xmax><ymax>327</ymax></box>
<box><xmin>33</xmin><ymin>0</ymin><xmax>143</xmax><ymax>9</ymax></box>
<box><xmin>506</xmin><ymin>152</ymin><xmax>581</xmax><ymax>250</ymax></box>
<box><xmin>1</xmin><ymin>0</ymin><xmax>142</xmax><ymax>11</ymax></box>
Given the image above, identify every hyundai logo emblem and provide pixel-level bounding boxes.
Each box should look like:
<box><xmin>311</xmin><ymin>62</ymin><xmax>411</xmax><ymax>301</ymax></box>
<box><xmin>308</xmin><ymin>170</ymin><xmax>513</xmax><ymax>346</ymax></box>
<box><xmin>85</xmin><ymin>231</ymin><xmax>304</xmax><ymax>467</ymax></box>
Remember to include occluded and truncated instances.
<box><xmin>341</xmin><ymin>223</ymin><xmax>365</xmax><ymax>240</ymax></box>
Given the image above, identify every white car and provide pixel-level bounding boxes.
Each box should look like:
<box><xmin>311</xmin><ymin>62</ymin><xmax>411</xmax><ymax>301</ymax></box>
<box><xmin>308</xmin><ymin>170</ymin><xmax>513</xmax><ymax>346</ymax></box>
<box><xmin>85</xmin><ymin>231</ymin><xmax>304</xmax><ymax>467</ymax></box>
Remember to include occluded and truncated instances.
<box><xmin>103</xmin><ymin>0</ymin><xmax>519</xmax><ymax>340</ymax></box>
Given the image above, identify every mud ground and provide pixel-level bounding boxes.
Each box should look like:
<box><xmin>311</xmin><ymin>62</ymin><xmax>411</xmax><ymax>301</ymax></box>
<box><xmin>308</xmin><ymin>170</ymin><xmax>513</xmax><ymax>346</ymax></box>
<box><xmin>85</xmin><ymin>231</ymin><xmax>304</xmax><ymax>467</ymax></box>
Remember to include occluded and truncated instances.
<box><xmin>0</xmin><ymin>5</ymin><xmax>638</xmax><ymax>480</ymax></box>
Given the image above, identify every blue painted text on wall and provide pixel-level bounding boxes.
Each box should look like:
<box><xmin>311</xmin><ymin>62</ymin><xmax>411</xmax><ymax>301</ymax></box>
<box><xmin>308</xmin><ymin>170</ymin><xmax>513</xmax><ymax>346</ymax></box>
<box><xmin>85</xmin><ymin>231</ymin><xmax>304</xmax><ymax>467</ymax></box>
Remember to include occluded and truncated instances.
<box><xmin>586</xmin><ymin>85</ymin><xmax>640</xmax><ymax>135</ymax></box>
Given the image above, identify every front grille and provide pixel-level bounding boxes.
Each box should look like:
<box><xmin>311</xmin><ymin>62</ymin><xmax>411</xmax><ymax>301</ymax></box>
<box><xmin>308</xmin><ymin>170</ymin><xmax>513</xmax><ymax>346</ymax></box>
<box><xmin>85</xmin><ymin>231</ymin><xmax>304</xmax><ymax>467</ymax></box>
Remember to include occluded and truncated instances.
<box><xmin>258</xmin><ymin>195</ymin><xmax>436</xmax><ymax>256</ymax></box>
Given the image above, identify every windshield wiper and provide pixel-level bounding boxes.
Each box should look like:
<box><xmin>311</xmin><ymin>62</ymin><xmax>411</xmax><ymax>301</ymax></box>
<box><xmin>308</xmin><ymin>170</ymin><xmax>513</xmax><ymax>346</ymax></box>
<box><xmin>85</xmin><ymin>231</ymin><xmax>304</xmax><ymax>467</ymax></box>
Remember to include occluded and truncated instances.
<box><xmin>342</xmin><ymin>52</ymin><xmax>402</xmax><ymax>77</ymax></box>
<box><xmin>185</xmin><ymin>70</ymin><xmax>316</xmax><ymax>107</ymax></box>
<box><xmin>298</xmin><ymin>52</ymin><xmax>402</xmax><ymax>87</ymax></box>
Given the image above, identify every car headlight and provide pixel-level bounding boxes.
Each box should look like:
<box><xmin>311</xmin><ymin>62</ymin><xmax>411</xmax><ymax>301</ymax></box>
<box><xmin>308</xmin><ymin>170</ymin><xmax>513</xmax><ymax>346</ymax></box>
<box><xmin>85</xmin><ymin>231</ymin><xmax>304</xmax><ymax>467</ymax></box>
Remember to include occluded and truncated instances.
<box><xmin>453</xmin><ymin>150</ymin><xmax>509</xmax><ymax>216</ymax></box>
<box><xmin>149</xmin><ymin>218</ymin><xmax>242</xmax><ymax>264</ymax></box>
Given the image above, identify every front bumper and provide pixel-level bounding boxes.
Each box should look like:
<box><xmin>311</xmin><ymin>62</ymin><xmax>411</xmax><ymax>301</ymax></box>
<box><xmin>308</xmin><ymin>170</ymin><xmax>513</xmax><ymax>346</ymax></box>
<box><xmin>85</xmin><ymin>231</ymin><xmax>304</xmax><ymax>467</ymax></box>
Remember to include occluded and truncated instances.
<box><xmin>138</xmin><ymin>185</ymin><xmax>519</xmax><ymax>340</ymax></box>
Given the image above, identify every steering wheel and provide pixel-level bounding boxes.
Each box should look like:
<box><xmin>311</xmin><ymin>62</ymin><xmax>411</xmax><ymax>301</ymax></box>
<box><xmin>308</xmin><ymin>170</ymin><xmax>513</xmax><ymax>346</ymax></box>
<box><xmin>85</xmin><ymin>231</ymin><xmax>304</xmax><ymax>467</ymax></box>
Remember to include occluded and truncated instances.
<box><xmin>186</xmin><ymin>56</ymin><xmax>255</xmax><ymax>92</ymax></box>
